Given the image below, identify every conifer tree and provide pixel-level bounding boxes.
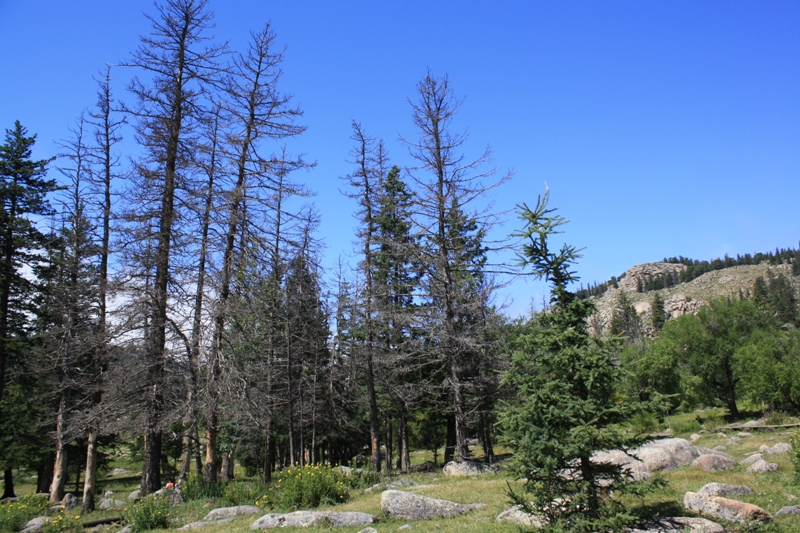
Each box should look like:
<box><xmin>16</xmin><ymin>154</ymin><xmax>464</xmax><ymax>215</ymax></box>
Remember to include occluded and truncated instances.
<box><xmin>0</xmin><ymin>121</ymin><xmax>57</xmax><ymax>499</ymax></box>
<box><xmin>500</xmin><ymin>189</ymin><xmax>659</xmax><ymax>533</ymax></box>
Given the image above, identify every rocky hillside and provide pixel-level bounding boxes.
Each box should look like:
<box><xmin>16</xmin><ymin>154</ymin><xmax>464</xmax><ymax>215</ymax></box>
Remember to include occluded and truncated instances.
<box><xmin>589</xmin><ymin>262</ymin><xmax>798</xmax><ymax>334</ymax></box>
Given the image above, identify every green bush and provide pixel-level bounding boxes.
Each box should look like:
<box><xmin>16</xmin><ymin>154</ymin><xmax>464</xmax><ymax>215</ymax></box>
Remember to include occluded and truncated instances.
<box><xmin>180</xmin><ymin>473</ymin><xmax>224</xmax><ymax>501</ymax></box>
<box><xmin>0</xmin><ymin>494</ymin><xmax>50</xmax><ymax>532</ymax></box>
<box><xmin>222</xmin><ymin>481</ymin><xmax>268</xmax><ymax>507</ymax></box>
<box><xmin>257</xmin><ymin>465</ymin><xmax>350</xmax><ymax>510</ymax></box>
<box><xmin>122</xmin><ymin>495</ymin><xmax>170</xmax><ymax>532</ymax></box>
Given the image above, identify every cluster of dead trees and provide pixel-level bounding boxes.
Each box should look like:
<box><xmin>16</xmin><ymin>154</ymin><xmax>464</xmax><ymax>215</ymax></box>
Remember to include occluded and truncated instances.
<box><xmin>0</xmin><ymin>0</ymin><xmax>513</xmax><ymax>513</ymax></box>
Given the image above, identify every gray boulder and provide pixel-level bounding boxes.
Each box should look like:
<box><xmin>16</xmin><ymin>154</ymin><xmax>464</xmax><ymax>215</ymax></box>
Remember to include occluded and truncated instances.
<box><xmin>737</xmin><ymin>431</ymin><xmax>754</xmax><ymax>438</ymax></box>
<box><xmin>442</xmin><ymin>461</ymin><xmax>500</xmax><ymax>476</ymax></box>
<box><xmin>62</xmin><ymin>493</ymin><xmax>79</xmax><ymax>511</ymax></box>
<box><xmin>250</xmin><ymin>511</ymin><xmax>374</xmax><ymax>529</ymax></box>
<box><xmin>740</xmin><ymin>453</ymin><xmax>763</xmax><ymax>465</ymax></box>
<box><xmin>178</xmin><ymin>518</ymin><xmax>233</xmax><ymax>530</ymax></box>
<box><xmin>127</xmin><ymin>489</ymin><xmax>140</xmax><ymax>501</ymax></box>
<box><xmin>691</xmin><ymin>454</ymin><xmax>736</xmax><ymax>471</ymax></box>
<box><xmin>725</xmin><ymin>437</ymin><xmax>741</xmax><ymax>445</ymax></box>
<box><xmin>776</xmin><ymin>505</ymin><xmax>800</xmax><ymax>516</ymax></box>
<box><xmin>153</xmin><ymin>487</ymin><xmax>183</xmax><ymax>505</ymax></box>
<box><xmin>766</xmin><ymin>442</ymin><xmax>792</xmax><ymax>455</ymax></box>
<box><xmin>627</xmin><ymin>517</ymin><xmax>725</xmax><ymax>533</ymax></box>
<box><xmin>684</xmin><ymin>489</ymin><xmax>771</xmax><ymax>523</ymax></box>
<box><xmin>204</xmin><ymin>505</ymin><xmax>262</xmax><ymax>521</ymax></box>
<box><xmin>495</xmin><ymin>505</ymin><xmax>544</xmax><ymax>528</ymax></box>
<box><xmin>21</xmin><ymin>517</ymin><xmax>50</xmax><ymax>533</ymax></box>
<box><xmin>697</xmin><ymin>483</ymin><xmax>753</xmax><ymax>498</ymax></box>
<box><xmin>746</xmin><ymin>459</ymin><xmax>779</xmax><ymax>473</ymax></box>
<box><xmin>98</xmin><ymin>498</ymin><xmax>127</xmax><ymax>510</ymax></box>
<box><xmin>356</xmin><ymin>528</ymin><xmax>378</xmax><ymax>533</ymax></box>
<box><xmin>380</xmin><ymin>490</ymin><xmax>485</xmax><ymax>521</ymax></box>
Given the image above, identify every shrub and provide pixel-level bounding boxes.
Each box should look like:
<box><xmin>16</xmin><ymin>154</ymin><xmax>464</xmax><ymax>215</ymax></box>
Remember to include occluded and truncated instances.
<box><xmin>222</xmin><ymin>481</ymin><xmax>268</xmax><ymax>507</ymax></box>
<box><xmin>258</xmin><ymin>465</ymin><xmax>350</xmax><ymax>510</ymax></box>
<box><xmin>0</xmin><ymin>494</ymin><xmax>50</xmax><ymax>532</ymax></box>
<box><xmin>122</xmin><ymin>495</ymin><xmax>170</xmax><ymax>532</ymax></box>
<box><xmin>180</xmin><ymin>473</ymin><xmax>224</xmax><ymax>501</ymax></box>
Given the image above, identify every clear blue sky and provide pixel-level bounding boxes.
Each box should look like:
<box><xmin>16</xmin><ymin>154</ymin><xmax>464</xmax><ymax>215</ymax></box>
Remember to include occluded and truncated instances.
<box><xmin>1</xmin><ymin>1</ymin><xmax>798</xmax><ymax>316</ymax></box>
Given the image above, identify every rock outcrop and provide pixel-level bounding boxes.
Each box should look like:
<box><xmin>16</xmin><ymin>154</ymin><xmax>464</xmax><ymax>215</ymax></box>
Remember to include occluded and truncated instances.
<box><xmin>627</xmin><ymin>517</ymin><xmax>726</xmax><ymax>533</ymax></box>
<box><xmin>746</xmin><ymin>459</ymin><xmax>779</xmax><ymax>473</ymax></box>
<box><xmin>250</xmin><ymin>511</ymin><xmax>374</xmax><ymax>529</ymax></box>
<box><xmin>684</xmin><ymin>484</ymin><xmax>771</xmax><ymax>523</ymax></box>
<box><xmin>380</xmin><ymin>490</ymin><xmax>484</xmax><ymax>521</ymax></box>
<box><xmin>442</xmin><ymin>461</ymin><xmax>500</xmax><ymax>477</ymax></box>
<box><xmin>495</xmin><ymin>505</ymin><xmax>544</xmax><ymax>528</ymax></box>
<box><xmin>204</xmin><ymin>505</ymin><xmax>263</xmax><ymax>521</ymax></box>
<box><xmin>592</xmin><ymin>438</ymin><xmax>708</xmax><ymax>480</ymax></box>
<box><xmin>691</xmin><ymin>454</ymin><xmax>736</xmax><ymax>472</ymax></box>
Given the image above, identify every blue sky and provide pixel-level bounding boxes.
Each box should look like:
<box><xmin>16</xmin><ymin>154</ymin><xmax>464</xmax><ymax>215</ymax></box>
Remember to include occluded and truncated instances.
<box><xmin>1</xmin><ymin>1</ymin><xmax>798</xmax><ymax>316</ymax></box>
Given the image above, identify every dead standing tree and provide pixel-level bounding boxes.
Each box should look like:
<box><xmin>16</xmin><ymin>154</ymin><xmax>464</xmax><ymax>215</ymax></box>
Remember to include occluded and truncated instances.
<box><xmin>122</xmin><ymin>0</ymin><xmax>225</xmax><ymax>495</ymax></box>
<box><xmin>404</xmin><ymin>72</ymin><xmax>509</xmax><ymax>462</ymax></box>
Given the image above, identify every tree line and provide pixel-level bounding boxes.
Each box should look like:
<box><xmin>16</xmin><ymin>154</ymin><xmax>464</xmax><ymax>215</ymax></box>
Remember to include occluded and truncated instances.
<box><xmin>0</xmin><ymin>0</ymin><xmax>509</xmax><ymax>511</ymax></box>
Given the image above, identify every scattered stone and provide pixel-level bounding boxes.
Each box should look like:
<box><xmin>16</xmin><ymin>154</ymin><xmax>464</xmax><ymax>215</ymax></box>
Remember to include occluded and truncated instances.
<box><xmin>98</xmin><ymin>498</ymin><xmax>127</xmax><ymax>510</ymax></box>
<box><xmin>127</xmin><ymin>489</ymin><xmax>140</xmax><ymax>501</ymax></box>
<box><xmin>742</xmin><ymin>419</ymin><xmax>761</xmax><ymax>427</ymax></box>
<box><xmin>397</xmin><ymin>525</ymin><xmax>412</xmax><ymax>531</ymax></box>
<box><xmin>697</xmin><ymin>483</ymin><xmax>754</xmax><ymax>498</ymax></box>
<box><xmin>746</xmin><ymin>459</ymin><xmax>779</xmax><ymax>473</ymax></box>
<box><xmin>21</xmin><ymin>517</ymin><xmax>50</xmax><ymax>533</ymax></box>
<box><xmin>442</xmin><ymin>461</ymin><xmax>500</xmax><ymax>476</ymax></box>
<box><xmin>740</xmin><ymin>453</ymin><xmax>763</xmax><ymax>465</ymax></box>
<box><xmin>627</xmin><ymin>517</ymin><xmax>725</xmax><ymax>533</ymax></box>
<box><xmin>716</xmin><ymin>433</ymin><xmax>727</xmax><ymax>438</ymax></box>
<box><xmin>104</xmin><ymin>490</ymin><xmax>114</xmax><ymax>498</ymax></box>
<box><xmin>737</xmin><ymin>431</ymin><xmax>754</xmax><ymax>438</ymax></box>
<box><xmin>356</xmin><ymin>528</ymin><xmax>378</xmax><ymax>533</ymax></box>
<box><xmin>776</xmin><ymin>506</ymin><xmax>800</xmax><ymax>516</ymax></box>
<box><xmin>153</xmin><ymin>487</ymin><xmax>183</xmax><ymax>505</ymax></box>
<box><xmin>62</xmin><ymin>493</ymin><xmax>79</xmax><ymax>511</ymax></box>
<box><xmin>178</xmin><ymin>518</ymin><xmax>233</xmax><ymax>530</ymax></box>
<box><xmin>712</xmin><ymin>446</ymin><xmax>726</xmax><ymax>451</ymax></box>
<box><xmin>364</xmin><ymin>483</ymin><xmax>383</xmax><ymax>493</ymax></box>
<box><xmin>204</xmin><ymin>505</ymin><xmax>262</xmax><ymax>521</ymax></box>
<box><xmin>380</xmin><ymin>490</ymin><xmax>485</xmax><ymax>521</ymax></box>
<box><xmin>387</xmin><ymin>478</ymin><xmax>417</xmax><ymax>488</ymax></box>
<box><xmin>250</xmin><ymin>511</ymin><xmax>374</xmax><ymax>529</ymax></box>
<box><xmin>684</xmin><ymin>490</ymin><xmax>771</xmax><ymax>523</ymax></box>
<box><xmin>118</xmin><ymin>527</ymin><xmax>132</xmax><ymax>533</ymax></box>
<box><xmin>691</xmin><ymin>454</ymin><xmax>736</xmax><ymax>471</ymax></box>
<box><xmin>495</xmin><ymin>505</ymin><xmax>544</xmax><ymax>528</ymax></box>
<box><xmin>593</xmin><ymin>438</ymin><xmax>705</xmax><ymax>481</ymax></box>
<box><xmin>766</xmin><ymin>442</ymin><xmax>792</xmax><ymax>455</ymax></box>
<box><xmin>336</xmin><ymin>466</ymin><xmax>353</xmax><ymax>476</ymax></box>
<box><xmin>108</xmin><ymin>468</ymin><xmax>130</xmax><ymax>477</ymax></box>
<box><xmin>760</xmin><ymin>444</ymin><xmax>770</xmax><ymax>454</ymax></box>
<box><xmin>410</xmin><ymin>461</ymin><xmax>437</xmax><ymax>473</ymax></box>
<box><xmin>726</xmin><ymin>437</ymin><xmax>741</xmax><ymax>445</ymax></box>
<box><xmin>690</xmin><ymin>434</ymin><xmax>701</xmax><ymax>442</ymax></box>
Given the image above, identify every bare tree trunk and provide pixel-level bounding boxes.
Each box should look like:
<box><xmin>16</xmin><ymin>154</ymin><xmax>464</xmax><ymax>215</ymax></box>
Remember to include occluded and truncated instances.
<box><xmin>49</xmin><ymin>396</ymin><xmax>69</xmax><ymax>503</ymax></box>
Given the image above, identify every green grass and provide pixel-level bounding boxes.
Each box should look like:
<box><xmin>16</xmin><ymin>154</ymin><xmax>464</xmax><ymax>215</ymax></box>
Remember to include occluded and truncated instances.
<box><xmin>3</xmin><ymin>418</ymin><xmax>799</xmax><ymax>533</ymax></box>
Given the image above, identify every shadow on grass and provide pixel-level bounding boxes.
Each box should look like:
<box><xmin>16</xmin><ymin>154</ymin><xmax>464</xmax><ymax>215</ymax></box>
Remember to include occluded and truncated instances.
<box><xmin>630</xmin><ymin>500</ymin><xmax>686</xmax><ymax>521</ymax></box>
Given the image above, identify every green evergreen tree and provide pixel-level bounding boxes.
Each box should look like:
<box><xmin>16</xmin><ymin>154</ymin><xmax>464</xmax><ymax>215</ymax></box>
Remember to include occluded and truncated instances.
<box><xmin>500</xmin><ymin>190</ymin><xmax>660</xmax><ymax>533</ymax></box>
<box><xmin>651</xmin><ymin>291</ymin><xmax>667</xmax><ymax>333</ymax></box>
<box><xmin>0</xmin><ymin>121</ymin><xmax>58</xmax><ymax>498</ymax></box>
